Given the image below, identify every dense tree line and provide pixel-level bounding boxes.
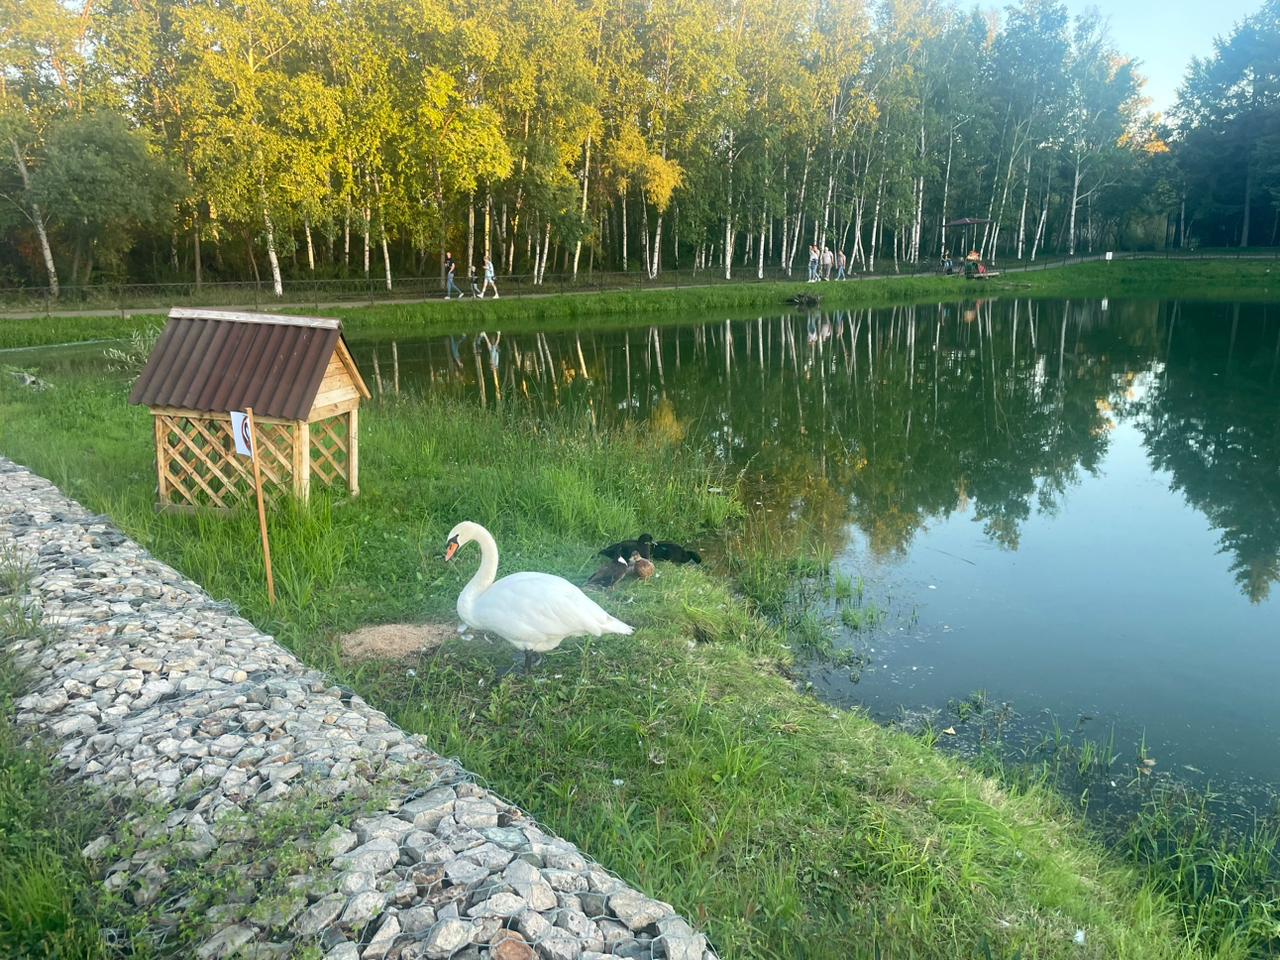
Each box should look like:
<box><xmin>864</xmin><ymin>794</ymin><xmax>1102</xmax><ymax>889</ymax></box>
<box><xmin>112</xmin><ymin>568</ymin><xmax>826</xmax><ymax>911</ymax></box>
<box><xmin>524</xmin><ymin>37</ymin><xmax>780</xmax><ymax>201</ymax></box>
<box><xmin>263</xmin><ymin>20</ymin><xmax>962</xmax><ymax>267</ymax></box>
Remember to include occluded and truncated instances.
<box><xmin>0</xmin><ymin>0</ymin><xmax>1275</xmax><ymax>295</ymax></box>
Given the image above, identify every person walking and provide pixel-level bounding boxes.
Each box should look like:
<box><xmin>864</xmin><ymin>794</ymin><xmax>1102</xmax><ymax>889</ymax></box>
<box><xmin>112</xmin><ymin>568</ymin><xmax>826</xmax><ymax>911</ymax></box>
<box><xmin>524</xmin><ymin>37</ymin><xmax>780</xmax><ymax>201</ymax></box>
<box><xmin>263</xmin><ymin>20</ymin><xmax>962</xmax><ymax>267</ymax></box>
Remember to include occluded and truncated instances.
<box><xmin>481</xmin><ymin>255</ymin><xmax>499</xmax><ymax>298</ymax></box>
<box><xmin>836</xmin><ymin>249</ymin><xmax>847</xmax><ymax>280</ymax></box>
<box><xmin>444</xmin><ymin>251</ymin><xmax>463</xmax><ymax>299</ymax></box>
<box><xmin>469</xmin><ymin>261</ymin><xmax>483</xmax><ymax>298</ymax></box>
<box><xmin>807</xmin><ymin>244</ymin><xmax>819</xmax><ymax>282</ymax></box>
<box><xmin>821</xmin><ymin>245</ymin><xmax>834</xmax><ymax>280</ymax></box>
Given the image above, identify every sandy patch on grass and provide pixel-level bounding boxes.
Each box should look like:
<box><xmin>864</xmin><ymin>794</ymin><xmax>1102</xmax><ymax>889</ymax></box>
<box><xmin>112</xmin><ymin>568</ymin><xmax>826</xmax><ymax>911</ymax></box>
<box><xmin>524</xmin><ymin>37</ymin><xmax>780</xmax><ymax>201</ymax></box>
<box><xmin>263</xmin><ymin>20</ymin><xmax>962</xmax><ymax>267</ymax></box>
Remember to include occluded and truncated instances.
<box><xmin>339</xmin><ymin>622</ymin><xmax>455</xmax><ymax>661</ymax></box>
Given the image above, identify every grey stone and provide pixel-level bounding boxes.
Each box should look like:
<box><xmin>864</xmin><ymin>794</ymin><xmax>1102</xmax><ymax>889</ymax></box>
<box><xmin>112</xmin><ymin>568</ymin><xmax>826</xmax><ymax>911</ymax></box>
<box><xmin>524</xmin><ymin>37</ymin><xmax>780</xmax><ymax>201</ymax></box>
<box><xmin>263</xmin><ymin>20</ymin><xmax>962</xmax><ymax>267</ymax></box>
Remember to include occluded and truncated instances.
<box><xmin>543</xmin><ymin>868</ymin><xmax>588</xmax><ymax>892</ymax></box>
<box><xmin>401</xmin><ymin>787</ymin><xmax>456</xmax><ymax>828</ymax></box>
<box><xmin>421</xmin><ymin>918</ymin><xmax>472</xmax><ymax>958</ymax></box>
<box><xmin>502</xmin><ymin>859</ymin><xmax>557</xmax><ymax>911</ymax></box>
<box><xmin>317</xmin><ymin>826</ymin><xmax>359</xmax><ymax>859</ymax></box>
<box><xmin>399</xmin><ymin>903</ymin><xmax>437</xmax><ymax>933</ymax></box>
<box><xmin>402</xmin><ymin>830</ymin><xmax>448</xmax><ymax>864</ymax></box>
<box><xmin>608</xmin><ymin>889</ymin><xmax>672</xmax><ymax>931</ymax></box>
<box><xmin>556</xmin><ymin>909</ymin><xmax>598</xmax><ymax>943</ymax></box>
<box><xmin>514</xmin><ymin>909</ymin><xmax>553</xmax><ymax>942</ymax></box>
<box><xmin>465</xmin><ymin>892</ymin><xmax>527</xmax><ymax>919</ymax></box>
<box><xmin>197</xmin><ymin>923</ymin><xmax>256</xmax><ymax>959</ymax></box>
<box><xmin>354</xmin><ymin>814</ymin><xmax>413</xmax><ymax>845</ymax></box>
<box><xmin>467</xmin><ymin>841</ymin><xmax>516</xmax><ymax>871</ymax></box>
<box><xmin>327</xmin><ymin>946</ymin><xmax>361</xmax><ymax>960</ymax></box>
<box><xmin>333</xmin><ymin>837</ymin><xmax>400</xmax><ymax>874</ymax></box>
<box><xmin>338</xmin><ymin>871</ymin><xmax>376</xmax><ymax>895</ymax></box>
<box><xmin>444</xmin><ymin>858</ymin><xmax>489</xmax><ymax>887</ymax></box>
<box><xmin>656</xmin><ymin>917</ymin><xmax>708</xmax><ymax>960</ymax></box>
<box><xmin>295</xmin><ymin>893</ymin><xmax>346</xmax><ymax>936</ymax></box>
<box><xmin>578</xmin><ymin>891</ymin><xmax>607</xmax><ymax>917</ymax></box>
<box><xmin>479</xmin><ymin>826</ymin><xmax>528</xmax><ymax>850</ymax></box>
<box><xmin>453</xmin><ymin>797</ymin><xmax>498</xmax><ymax>829</ymax></box>
<box><xmin>340</xmin><ymin>888</ymin><xmax>385</xmax><ymax>928</ymax></box>
<box><xmin>534</xmin><ymin>931</ymin><xmax>582</xmax><ymax>960</ymax></box>
<box><xmin>362</xmin><ymin>913</ymin><xmax>400</xmax><ymax>959</ymax></box>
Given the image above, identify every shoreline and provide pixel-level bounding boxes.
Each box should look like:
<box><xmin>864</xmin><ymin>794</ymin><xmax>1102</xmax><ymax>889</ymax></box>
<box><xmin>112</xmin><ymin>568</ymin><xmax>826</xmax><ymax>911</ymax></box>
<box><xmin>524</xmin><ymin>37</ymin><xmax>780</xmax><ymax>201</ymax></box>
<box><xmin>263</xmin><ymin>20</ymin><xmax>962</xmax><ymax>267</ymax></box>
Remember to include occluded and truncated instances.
<box><xmin>1</xmin><ymin>258</ymin><xmax>1277</xmax><ymax>353</ymax></box>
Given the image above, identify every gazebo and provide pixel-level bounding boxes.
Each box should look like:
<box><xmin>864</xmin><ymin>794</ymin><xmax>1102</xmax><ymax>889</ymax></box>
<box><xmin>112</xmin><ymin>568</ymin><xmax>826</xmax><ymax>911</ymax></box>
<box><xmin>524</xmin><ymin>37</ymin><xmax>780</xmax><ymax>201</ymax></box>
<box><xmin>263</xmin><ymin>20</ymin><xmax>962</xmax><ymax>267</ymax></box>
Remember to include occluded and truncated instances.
<box><xmin>129</xmin><ymin>308</ymin><xmax>370</xmax><ymax>512</ymax></box>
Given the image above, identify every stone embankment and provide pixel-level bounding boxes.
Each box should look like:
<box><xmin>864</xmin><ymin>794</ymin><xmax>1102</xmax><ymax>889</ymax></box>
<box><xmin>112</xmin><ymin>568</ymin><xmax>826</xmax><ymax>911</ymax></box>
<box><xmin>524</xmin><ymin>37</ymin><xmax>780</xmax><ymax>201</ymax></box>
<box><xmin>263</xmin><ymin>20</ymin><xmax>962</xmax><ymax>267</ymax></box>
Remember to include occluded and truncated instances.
<box><xmin>0</xmin><ymin>457</ymin><xmax>714</xmax><ymax>960</ymax></box>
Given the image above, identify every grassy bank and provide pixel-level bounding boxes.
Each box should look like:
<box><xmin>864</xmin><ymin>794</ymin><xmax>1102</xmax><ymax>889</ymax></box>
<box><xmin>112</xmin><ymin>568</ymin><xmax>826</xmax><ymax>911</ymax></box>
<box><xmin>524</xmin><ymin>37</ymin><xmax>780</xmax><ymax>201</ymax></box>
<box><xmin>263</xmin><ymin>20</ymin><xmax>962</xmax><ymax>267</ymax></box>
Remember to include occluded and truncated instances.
<box><xmin>2</xmin><ymin>257</ymin><xmax>1276</xmax><ymax>352</ymax></box>
<box><xmin>0</xmin><ymin>366</ymin><xmax>1257</xmax><ymax>959</ymax></box>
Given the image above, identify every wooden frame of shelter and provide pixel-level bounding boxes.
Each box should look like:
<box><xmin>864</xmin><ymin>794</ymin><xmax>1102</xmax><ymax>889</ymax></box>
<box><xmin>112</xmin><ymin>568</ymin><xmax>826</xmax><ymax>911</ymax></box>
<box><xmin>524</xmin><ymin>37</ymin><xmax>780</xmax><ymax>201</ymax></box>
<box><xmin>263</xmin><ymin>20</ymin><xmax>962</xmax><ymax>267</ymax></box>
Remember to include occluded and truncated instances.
<box><xmin>128</xmin><ymin>308</ymin><xmax>371</xmax><ymax>513</ymax></box>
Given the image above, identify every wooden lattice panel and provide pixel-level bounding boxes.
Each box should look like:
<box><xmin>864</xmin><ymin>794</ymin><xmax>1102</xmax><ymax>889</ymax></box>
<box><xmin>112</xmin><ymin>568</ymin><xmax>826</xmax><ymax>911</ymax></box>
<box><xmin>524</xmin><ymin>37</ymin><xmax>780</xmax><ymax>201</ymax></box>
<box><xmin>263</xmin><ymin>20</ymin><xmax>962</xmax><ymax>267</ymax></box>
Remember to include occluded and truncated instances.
<box><xmin>155</xmin><ymin>413</ymin><xmax>296</xmax><ymax>509</ymax></box>
<box><xmin>310</xmin><ymin>417</ymin><xmax>350</xmax><ymax>488</ymax></box>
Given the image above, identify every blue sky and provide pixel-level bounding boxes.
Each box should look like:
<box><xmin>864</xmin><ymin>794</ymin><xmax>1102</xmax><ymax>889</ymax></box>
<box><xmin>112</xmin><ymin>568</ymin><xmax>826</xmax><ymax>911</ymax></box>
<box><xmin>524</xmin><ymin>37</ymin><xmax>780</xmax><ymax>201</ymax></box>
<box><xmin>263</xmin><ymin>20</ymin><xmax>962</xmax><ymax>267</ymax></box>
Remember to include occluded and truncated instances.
<box><xmin>1059</xmin><ymin>0</ymin><xmax>1260</xmax><ymax>113</ymax></box>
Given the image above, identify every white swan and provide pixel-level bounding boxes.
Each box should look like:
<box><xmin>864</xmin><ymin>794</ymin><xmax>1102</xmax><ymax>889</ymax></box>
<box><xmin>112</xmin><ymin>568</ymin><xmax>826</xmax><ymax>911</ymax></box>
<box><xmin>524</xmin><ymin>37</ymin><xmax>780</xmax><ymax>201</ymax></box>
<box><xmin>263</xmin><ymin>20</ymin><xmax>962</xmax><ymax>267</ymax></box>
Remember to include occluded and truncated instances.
<box><xmin>444</xmin><ymin>521</ymin><xmax>634</xmax><ymax>671</ymax></box>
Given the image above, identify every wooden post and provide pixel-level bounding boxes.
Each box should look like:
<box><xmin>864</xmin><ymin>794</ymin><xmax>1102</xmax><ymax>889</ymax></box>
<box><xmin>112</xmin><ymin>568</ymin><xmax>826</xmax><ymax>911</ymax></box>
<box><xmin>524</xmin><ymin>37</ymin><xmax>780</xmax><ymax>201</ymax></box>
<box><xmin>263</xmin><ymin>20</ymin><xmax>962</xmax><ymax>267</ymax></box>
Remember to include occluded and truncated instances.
<box><xmin>154</xmin><ymin>415</ymin><xmax>170</xmax><ymax>506</ymax></box>
<box><xmin>245</xmin><ymin>407</ymin><xmax>276</xmax><ymax>606</ymax></box>
<box><xmin>293</xmin><ymin>420</ymin><xmax>311</xmax><ymax>501</ymax></box>
<box><xmin>347</xmin><ymin>407</ymin><xmax>360</xmax><ymax>495</ymax></box>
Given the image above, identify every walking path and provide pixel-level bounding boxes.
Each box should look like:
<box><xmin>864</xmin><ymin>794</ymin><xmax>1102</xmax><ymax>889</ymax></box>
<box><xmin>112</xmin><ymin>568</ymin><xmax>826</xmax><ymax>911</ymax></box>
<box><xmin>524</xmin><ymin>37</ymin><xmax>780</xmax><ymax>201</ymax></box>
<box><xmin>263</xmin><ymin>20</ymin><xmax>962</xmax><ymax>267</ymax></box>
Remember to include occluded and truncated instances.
<box><xmin>0</xmin><ymin>455</ymin><xmax>714</xmax><ymax>960</ymax></box>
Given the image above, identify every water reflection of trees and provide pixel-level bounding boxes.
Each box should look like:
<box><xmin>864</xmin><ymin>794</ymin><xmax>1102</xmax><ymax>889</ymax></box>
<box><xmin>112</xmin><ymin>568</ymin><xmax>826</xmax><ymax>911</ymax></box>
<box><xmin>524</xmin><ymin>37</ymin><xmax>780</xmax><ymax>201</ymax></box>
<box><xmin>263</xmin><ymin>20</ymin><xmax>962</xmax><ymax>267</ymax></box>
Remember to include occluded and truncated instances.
<box><xmin>1137</xmin><ymin>303</ymin><xmax>1280</xmax><ymax>602</ymax></box>
<box><xmin>370</xmin><ymin>298</ymin><xmax>1280</xmax><ymax>601</ymax></box>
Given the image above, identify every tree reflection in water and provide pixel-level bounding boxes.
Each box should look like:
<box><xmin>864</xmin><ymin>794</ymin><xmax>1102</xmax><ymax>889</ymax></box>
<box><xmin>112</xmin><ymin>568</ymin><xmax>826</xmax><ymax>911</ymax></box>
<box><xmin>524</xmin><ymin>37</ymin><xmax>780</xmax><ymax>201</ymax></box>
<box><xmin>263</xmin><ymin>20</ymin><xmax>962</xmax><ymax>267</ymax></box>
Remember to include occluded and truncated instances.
<box><xmin>366</xmin><ymin>298</ymin><xmax>1280</xmax><ymax>603</ymax></box>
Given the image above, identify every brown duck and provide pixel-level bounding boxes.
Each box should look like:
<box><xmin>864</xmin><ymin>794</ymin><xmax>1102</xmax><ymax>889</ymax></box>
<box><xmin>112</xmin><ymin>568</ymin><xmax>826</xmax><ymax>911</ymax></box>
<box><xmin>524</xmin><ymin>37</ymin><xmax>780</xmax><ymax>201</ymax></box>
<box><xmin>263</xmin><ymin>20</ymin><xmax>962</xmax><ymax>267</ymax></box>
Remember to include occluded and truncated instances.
<box><xmin>586</xmin><ymin>554</ymin><xmax>629</xmax><ymax>588</ymax></box>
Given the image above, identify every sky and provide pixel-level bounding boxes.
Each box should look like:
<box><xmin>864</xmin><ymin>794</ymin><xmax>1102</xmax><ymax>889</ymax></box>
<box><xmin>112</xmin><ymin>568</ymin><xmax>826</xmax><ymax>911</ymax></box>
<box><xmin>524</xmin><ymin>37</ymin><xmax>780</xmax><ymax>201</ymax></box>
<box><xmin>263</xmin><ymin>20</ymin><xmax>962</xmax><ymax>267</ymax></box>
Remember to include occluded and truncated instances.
<box><xmin>1059</xmin><ymin>0</ymin><xmax>1260</xmax><ymax>114</ymax></box>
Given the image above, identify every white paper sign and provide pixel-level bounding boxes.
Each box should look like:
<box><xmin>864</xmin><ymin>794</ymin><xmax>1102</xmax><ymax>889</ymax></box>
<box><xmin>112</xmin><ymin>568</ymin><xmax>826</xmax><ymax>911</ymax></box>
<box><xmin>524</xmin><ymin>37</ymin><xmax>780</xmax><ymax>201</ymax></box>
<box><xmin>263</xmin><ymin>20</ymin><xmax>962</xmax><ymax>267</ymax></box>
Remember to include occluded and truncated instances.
<box><xmin>1105</xmin><ymin>251</ymin><xmax>1113</xmax><ymax>261</ymax></box>
<box><xmin>230</xmin><ymin>411</ymin><xmax>255</xmax><ymax>458</ymax></box>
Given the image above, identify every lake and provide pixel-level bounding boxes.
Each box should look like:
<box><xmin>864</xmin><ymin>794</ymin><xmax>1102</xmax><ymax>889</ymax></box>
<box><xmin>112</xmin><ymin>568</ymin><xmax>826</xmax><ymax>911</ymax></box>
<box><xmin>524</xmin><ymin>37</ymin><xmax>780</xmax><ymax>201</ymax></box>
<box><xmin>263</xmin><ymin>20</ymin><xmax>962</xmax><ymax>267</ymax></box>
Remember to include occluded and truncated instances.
<box><xmin>350</xmin><ymin>297</ymin><xmax>1280</xmax><ymax>810</ymax></box>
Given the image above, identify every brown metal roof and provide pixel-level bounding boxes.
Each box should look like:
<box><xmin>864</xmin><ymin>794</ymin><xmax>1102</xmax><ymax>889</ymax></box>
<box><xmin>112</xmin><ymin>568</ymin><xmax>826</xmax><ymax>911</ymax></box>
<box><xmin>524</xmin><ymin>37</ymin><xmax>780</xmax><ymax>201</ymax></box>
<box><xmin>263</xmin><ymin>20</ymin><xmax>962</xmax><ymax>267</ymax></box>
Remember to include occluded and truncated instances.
<box><xmin>129</xmin><ymin>309</ymin><xmax>358</xmax><ymax>421</ymax></box>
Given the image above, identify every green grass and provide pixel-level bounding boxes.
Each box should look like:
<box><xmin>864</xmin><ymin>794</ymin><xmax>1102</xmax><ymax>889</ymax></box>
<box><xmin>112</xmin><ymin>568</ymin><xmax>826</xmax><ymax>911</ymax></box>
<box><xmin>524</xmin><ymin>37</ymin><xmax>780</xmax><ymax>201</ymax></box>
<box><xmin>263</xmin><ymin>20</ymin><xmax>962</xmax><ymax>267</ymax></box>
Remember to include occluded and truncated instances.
<box><xmin>2</xmin><ymin>368</ymin><xmax>1265</xmax><ymax>958</ymax></box>
<box><xmin>2</xmin><ymin>257</ymin><xmax>1276</xmax><ymax>352</ymax></box>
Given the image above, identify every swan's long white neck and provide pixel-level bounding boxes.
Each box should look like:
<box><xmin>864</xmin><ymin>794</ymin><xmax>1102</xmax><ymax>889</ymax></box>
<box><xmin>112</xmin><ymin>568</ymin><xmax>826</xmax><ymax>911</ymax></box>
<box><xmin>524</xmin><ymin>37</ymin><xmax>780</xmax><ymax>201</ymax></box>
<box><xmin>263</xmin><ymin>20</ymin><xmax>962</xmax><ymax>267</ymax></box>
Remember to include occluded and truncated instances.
<box><xmin>458</xmin><ymin>525</ymin><xmax>499</xmax><ymax>619</ymax></box>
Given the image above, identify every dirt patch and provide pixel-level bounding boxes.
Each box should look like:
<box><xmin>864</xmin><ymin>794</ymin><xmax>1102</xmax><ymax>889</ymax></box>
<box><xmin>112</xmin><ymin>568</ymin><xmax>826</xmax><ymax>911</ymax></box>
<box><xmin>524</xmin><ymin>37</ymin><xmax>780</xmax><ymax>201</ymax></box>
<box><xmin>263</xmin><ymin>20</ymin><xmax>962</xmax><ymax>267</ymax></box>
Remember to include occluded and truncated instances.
<box><xmin>339</xmin><ymin>622</ymin><xmax>456</xmax><ymax>661</ymax></box>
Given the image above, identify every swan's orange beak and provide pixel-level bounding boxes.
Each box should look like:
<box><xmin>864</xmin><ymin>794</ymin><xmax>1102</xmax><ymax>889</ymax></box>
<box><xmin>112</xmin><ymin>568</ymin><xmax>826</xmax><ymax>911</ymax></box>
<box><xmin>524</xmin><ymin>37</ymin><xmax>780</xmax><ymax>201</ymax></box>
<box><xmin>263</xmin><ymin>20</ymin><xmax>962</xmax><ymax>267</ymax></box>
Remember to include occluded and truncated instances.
<box><xmin>444</xmin><ymin>536</ymin><xmax>459</xmax><ymax>562</ymax></box>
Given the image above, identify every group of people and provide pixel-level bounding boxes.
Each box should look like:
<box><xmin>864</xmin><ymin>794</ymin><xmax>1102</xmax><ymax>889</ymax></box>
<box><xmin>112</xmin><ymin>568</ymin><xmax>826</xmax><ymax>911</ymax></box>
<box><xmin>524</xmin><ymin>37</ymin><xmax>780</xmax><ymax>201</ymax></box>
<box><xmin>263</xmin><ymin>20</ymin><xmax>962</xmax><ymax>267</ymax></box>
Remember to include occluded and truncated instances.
<box><xmin>807</xmin><ymin>244</ymin><xmax>848</xmax><ymax>282</ymax></box>
<box><xmin>443</xmin><ymin>251</ymin><xmax>500</xmax><ymax>300</ymax></box>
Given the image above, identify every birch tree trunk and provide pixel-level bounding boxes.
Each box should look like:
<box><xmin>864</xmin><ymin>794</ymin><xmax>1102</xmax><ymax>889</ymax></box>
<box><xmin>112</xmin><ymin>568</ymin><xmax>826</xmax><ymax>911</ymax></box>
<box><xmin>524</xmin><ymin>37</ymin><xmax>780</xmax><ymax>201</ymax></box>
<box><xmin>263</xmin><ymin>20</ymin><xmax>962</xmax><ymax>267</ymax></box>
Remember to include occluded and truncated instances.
<box><xmin>869</xmin><ymin>165</ymin><xmax>885</xmax><ymax>273</ymax></box>
<box><xmin>939</xmin><ymin>130</ymin><xmax>954</xmax><ymax>258</ymax></box>
<box><xmin>1240</xmin><ymin>161</ymin><xmax>1253</xmax><ymax>247</ymax></box>
<box><xmin>572</xmin><ymin>135</ymin><xmax>591</xmax><ymax>278</ymax></box>
<box><xmin>193</xmin><ymin>218</ymin><xmax>203</xmax><ymax>289</ymax></box>
<box><xmin>1016</xmin><ymin>152</ymin><xmax>1031</xmax><ymax>260</ymax></box>
<box><xmin>1031</xmin><ymin>164</ymin><xmax>1051</xmax><ymax>261</ymax></box>
<box><xmin>363</xmin><ymin>203</ymin><xmax>372</xmax><ymax>275</ymax></box>
<box><xmin>757</xmin><ymin>187</ymin><xmax>767</xmax><ymax>280</ymax></box>
<box><xmin>9</xmin><ymin>139</ymin><xmax>58</xmax><ymax>297</ymax></box>
<box><xmin>262</xmin><ymin>204</ymin><xmax>284</xmax><ymax>297</ymax></box>
<box><xmin>787</xmin><ymin>145</ymin><xmax>812</xmax><ymax>274</ymax></box>
<box><xmin>304</xmin><ymin>217</ymin><xmax>316</xmax><ymax>271</ymax></box>
<box><xmin>650</xmin><ymin>214</ymin><xmax>663</xmax><ymax>278</ymax></box>
<box><xmin>723</xmin><ymin>129</ymin><xmax>734</xmax><ymax>280</ymax></box>
<box><xmin>1068</xmin><ymin>150</ymin><xmax>1082</xmax><ymax>256</ymax></box>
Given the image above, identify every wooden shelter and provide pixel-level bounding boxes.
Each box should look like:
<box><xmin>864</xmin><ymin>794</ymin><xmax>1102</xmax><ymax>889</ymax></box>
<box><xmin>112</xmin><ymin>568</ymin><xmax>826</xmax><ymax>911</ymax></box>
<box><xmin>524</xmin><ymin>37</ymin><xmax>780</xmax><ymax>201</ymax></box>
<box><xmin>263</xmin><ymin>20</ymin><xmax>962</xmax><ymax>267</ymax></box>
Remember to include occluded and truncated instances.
<box><xmin>129</xmin><ymin>308</ymin><xmax>370</xmax><ymax>512</ymax></box>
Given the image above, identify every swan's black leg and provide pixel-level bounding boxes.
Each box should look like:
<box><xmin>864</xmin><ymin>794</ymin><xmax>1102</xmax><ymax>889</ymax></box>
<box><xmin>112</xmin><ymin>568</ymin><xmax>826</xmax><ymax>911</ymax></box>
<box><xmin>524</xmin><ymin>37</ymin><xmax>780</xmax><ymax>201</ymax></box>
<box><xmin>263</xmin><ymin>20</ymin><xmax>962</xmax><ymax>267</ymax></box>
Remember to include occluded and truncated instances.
<box><xmin>523</xmin><ymin>649</ymin><xmax>534</xmax><ymax>675</ymax></box>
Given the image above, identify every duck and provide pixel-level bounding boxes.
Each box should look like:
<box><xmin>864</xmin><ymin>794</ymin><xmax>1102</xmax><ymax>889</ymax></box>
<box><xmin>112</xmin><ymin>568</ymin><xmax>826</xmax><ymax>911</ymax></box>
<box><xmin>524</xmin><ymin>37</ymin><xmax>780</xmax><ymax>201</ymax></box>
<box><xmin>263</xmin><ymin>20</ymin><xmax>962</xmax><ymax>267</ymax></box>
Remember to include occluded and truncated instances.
<box><xmin>444</xmin><ymin>521</ymin><xmax>633</xmax><ymax>672</ymax></box>
<box><xmin>652</xmin><ymin>540</ymin><xmax>702</xmax><ymax>564</ymax></box>
<box><xmin>598</xmin><ymin>533</ymin><xmax>654</xmax><ymax>562</ymax></box>
<box><xmin>630</xmin><ymin>551</ymin><xmax>656</xmax><ymax>581</ymax></box>
<box><xmin>586</xmin><ymin>554</ymin><xmax>630</xmax><ymax>588</ymax></box>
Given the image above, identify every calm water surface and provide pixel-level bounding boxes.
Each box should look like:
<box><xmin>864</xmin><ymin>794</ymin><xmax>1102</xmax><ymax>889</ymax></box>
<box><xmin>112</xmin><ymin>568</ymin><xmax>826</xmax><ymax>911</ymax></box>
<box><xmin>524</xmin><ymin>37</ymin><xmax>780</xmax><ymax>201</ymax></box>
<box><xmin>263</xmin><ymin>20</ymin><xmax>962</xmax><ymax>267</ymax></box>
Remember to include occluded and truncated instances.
<box><xmin>359</xmin><ymin>298</ymin><xmax>1280</xmax><ymax>803</ymax></box>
